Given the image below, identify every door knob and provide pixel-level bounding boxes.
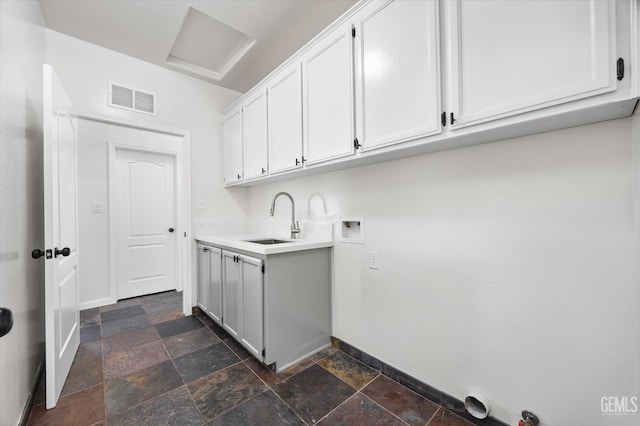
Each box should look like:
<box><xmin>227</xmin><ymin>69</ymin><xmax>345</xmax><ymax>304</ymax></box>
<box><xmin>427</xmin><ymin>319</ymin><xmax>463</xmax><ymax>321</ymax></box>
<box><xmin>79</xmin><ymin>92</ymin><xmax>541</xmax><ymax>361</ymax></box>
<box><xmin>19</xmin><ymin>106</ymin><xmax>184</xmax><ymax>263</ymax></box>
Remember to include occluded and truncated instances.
<box><xmin>32</xmin><ymin>249</ymin><xmax>52</xmax><ymax>259</ymax></box>
<box><xmin>0</xmin><ymin>308</ymin><xmax>14</xmax><ymax>338</ymax></box>
<box><xmin>168</xmin><ymin>228</ymin><xmax>174</xmax><ymax>233</ymax></box>
<box><xmin>54</xmin><ymin>247</ymin><xmax>70</xmax><ymax>258</ymax></box>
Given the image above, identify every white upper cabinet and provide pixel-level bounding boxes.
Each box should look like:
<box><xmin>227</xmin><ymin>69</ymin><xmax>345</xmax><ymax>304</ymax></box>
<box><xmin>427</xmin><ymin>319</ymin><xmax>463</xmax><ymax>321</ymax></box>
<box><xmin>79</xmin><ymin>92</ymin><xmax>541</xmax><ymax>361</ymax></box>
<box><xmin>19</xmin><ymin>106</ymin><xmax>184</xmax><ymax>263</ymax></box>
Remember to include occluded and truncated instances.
<box><xmin>223</xmin><ymin>107</ymin><xmax>243</xmax><ymax>184</ymax></box>
<box><xmin>302</xmin><ymin>22</ymin><xmax>355</xmax><ymax>165</ymax></box>
<box><xmin>242</xmin><ymin>90</ymin><xmax>268</xmax><ymax>180</ymax></box>
<box><xmin>446</xmin><ymin>0</ymin><xmax>615</xmax><ymax>129</ymax></box>
<box><xmin>267</xmin><ymin>63</ymin><xmax>303</xmax><ymax>174</ymax></box>
<box><xmin>354</xmin><ymin>0</ymin><xmax>441</xmax><ymax>151</ymax></box>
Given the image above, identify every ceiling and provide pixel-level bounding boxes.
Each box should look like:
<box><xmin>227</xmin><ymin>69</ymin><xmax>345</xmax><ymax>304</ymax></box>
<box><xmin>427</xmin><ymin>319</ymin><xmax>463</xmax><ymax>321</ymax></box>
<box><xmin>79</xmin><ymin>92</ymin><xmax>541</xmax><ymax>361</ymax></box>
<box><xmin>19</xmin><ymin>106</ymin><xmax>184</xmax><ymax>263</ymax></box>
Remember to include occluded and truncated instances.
<box><xmin>39</xmin><ymin>0</ymin><xmax>357</xmax><ymax>93</ymax></box>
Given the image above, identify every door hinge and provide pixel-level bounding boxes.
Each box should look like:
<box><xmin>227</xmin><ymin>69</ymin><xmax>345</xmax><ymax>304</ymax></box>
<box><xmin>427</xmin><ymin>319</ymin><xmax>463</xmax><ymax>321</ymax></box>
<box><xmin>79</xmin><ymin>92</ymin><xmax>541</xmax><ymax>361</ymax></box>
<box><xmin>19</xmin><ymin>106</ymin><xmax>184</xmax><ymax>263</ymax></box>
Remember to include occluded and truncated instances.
<box><xmin>354</xmin><ymin>138</ymin><xmax>361</xmax><ymax>149</ymax></box>
<box><xmin>441</xmin><ymin>111</ymin><xmax>446</xmax><ymax>127</ymax></box>
<box><xmin>262</xmin><ymin>348</ymin><xmax>266</xmax><ymax>357</ymax></box>
<box><xmin>450</xmin><ymin>112</ymin><xmax>456</xmax><ymax>126</ymax></box>
<box><xmin>352</xmin><ymin>26</ymin><xmax>355</xmax><ymax>38</ymax></box>
<box><xmin>617</xmin><ymin>57</ymin><xmax>625</xmax><ymax>81</ymax></box>
<box><xmin>261</xmin><ymin>265</ymin><xmax>265</xmax><ymax>273</ymax></box>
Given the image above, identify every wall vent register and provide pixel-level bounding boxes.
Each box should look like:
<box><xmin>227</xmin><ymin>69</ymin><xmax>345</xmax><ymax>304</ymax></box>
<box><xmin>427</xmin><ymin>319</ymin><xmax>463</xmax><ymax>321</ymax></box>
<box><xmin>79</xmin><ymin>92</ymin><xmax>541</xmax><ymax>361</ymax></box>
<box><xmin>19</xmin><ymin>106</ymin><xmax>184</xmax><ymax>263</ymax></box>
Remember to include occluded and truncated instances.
<box><xmin>108</xmin><ymin>82</ymin><xmax>157</xmax><ymax>115</ymax></box>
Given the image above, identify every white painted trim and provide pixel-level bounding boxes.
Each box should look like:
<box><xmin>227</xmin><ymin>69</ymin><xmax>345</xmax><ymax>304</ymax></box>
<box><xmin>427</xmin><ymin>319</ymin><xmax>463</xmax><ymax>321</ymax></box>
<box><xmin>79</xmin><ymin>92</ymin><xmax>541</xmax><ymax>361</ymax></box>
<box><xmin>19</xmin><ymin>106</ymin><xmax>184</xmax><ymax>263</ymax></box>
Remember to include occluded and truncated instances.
<box><xmin>71</xmin><ymin>108</ymin><xmax>187</xmax><ymax>136</ymax></box>
<box><xmin>79</xmin><ymin>297</ymin><xmax>116</xmax><ymax>311</ymax></box>
<box><xmin>276</xmin><ymin>343</ymin><xmax>331</xmax><ymax>373</ymax></box>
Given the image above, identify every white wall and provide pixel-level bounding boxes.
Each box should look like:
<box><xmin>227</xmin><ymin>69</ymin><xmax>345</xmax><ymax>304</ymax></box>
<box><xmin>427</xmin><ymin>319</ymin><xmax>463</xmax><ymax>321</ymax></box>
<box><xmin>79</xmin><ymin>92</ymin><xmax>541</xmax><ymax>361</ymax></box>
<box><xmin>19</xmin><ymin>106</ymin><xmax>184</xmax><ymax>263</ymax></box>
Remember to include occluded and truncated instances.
<box><xmin>44</xmin><ymin>30</ymin><xmax>244</xmax><ymax>307</ymax></box>
<box><xmin>0</xmin><ymin>1</ymin><xmax>46</xmax><ymax>424</ymax></box>
<box><xmin>247</xmin><ymin>118</ymin><xmax>639</xmax><ymax>425</ymax></box>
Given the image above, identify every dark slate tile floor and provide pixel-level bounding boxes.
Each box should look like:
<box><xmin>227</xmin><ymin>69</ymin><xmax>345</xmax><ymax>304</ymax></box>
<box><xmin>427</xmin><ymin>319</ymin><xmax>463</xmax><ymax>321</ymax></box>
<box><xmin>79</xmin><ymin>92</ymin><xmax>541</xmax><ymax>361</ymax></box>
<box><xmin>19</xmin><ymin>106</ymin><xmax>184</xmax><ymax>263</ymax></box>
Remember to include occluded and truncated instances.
<box><xmin>28</xmin><ymin>291</ymin><xmax>473</xmax><ymax>426</ymax></box>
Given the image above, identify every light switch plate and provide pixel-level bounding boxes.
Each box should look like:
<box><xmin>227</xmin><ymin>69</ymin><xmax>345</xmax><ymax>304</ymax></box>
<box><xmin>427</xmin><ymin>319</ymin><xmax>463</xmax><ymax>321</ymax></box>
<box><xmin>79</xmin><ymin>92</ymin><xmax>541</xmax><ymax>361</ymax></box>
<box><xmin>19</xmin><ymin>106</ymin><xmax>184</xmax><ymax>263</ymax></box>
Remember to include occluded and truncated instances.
<box><xmin>369</xmin><ymin>251</ymin><xmax>379</xmax><ymax>270</ymax></box>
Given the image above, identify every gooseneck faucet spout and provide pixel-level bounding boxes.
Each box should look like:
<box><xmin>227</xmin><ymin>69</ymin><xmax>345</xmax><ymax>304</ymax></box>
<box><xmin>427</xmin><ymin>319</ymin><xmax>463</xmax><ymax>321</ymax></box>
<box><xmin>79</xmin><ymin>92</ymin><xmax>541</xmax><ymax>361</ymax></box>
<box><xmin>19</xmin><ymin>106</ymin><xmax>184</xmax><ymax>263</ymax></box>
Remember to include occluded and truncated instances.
<box><xmin>270</xmin><ymin>192</ymin><xmax>301</xmax><ymax>239</ymax></box>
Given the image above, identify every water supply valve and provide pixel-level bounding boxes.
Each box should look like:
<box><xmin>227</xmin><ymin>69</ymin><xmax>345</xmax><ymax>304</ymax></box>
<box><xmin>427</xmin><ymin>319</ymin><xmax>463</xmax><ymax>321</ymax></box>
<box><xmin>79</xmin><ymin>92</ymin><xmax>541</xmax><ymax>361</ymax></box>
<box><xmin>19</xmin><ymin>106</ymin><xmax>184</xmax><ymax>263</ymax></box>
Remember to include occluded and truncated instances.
<box><xmin>519</xmin><ymin>410</ymin><xmax>539</xmax><ymax>426</ymax></box>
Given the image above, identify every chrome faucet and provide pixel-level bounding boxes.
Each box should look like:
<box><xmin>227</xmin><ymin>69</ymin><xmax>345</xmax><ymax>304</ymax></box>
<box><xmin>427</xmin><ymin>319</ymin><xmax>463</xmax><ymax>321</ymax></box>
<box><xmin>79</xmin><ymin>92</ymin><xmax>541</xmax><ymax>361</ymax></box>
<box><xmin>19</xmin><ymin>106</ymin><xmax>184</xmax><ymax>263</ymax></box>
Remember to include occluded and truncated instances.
<box><xmin>270</xmin><ymin>192</ymin><xmax>301</xmax><ymax>239</ymax></box>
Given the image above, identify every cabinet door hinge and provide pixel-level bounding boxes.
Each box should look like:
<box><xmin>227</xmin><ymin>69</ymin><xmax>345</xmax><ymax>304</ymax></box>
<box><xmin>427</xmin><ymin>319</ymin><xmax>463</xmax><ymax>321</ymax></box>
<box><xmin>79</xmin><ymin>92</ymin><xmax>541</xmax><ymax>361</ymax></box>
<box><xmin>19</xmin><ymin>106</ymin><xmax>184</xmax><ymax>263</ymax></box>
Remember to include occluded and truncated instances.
<box><xmin>354</xmin><ymin>138</ymin><xmax>361</xmax><ymax>149</ymax></box>
<box><xmin>617</xmin><ymin>57</ymin><xmax>625</xmax><ymax>81</ymax></box>
<box><xmin>262</xmin><ymin>348</ymin><xmax>266</xmax><ymax>357</ymax></box>
<box><xmin>441</xmin><ymin>111</ymin><xmax>446</xmax><ymax>127</ymax></box>
<box><xmin>450</xmin><ymin>112</ymin><xmax>456</xmax><ymax>126</ymax></box>
<box><xmin>352</xmin><ymin>26</ymin><xmax>355</xmax><ymax>38</ymax></box>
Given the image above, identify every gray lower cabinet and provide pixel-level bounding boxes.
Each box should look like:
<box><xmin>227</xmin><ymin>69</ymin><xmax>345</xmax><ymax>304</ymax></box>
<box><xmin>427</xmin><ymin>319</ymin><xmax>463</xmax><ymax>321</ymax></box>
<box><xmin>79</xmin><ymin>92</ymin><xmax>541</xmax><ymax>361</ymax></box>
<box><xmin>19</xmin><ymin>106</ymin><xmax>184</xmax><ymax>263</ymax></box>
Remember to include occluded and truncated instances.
<box><xmin>196</xmin><ymin>241</ymin><xmax>331</xmax><ymax>372</ymax></box>
<box><xmin>197</xmin><ymin>244</ymin><xmax>222</xmax><ymax>325</ymax></box>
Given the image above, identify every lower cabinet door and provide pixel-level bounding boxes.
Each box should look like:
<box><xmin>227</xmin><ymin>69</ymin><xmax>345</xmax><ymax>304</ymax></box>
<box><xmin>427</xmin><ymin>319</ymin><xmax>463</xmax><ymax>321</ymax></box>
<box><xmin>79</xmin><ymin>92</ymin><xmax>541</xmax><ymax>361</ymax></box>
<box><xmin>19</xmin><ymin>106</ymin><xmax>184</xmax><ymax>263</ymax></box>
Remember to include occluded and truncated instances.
<box><xmin>208</xmin><ymin>247</ymin><xmax>222</xmax><ymax>325</ymax></box>
<box><xmin>240</xmin><ymin>255</ymin><xmax>263</xmax><ymax>358</ymax></box>
<box><xmin>197</xmin><ymin>245</ymin><xmax>210</xmax><ymax>314</ymax></box>
<box><xmin>222</xmin><ymin>251</ymin><xmax>240</xmax><ymax>338</ymax></box>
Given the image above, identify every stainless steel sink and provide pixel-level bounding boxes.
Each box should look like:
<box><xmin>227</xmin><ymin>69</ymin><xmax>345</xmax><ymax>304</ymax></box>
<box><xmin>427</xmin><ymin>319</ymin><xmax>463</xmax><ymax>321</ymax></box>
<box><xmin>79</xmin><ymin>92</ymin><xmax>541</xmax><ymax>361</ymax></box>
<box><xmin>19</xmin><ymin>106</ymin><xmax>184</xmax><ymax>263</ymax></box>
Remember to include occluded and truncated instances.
<box><xmin>244</xmin><ymin>239</ymin><xmax>291</xmax><ymax>245</ymax></box>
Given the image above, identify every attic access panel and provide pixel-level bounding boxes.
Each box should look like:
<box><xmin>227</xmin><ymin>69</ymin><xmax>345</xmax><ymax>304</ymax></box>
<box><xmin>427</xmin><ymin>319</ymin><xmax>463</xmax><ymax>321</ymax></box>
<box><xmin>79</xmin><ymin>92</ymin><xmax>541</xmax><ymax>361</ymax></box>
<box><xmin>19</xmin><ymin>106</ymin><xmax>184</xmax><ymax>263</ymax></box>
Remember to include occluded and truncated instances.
<box><xmin>166</xmin><ymin>7</ymin><xmax>256</xmax><ymax>80</ymax></box>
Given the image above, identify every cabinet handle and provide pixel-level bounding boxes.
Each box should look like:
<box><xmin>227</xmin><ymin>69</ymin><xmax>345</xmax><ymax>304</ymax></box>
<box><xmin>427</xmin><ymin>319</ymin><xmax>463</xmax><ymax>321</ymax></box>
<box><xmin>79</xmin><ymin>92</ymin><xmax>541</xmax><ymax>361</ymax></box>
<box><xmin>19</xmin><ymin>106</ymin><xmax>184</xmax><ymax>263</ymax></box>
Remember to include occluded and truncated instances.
<box><xmin>261</xmin><ymin>167</ymin><xmax>266</xmax><ymax>174</ymax></box>
<box><xmin>237</xmin><ymin>174</ymin><xmax>241</xmax><ymax>180</ymax></box>
<box><xmin>295</xmin><ymin>158</ymin><xmax>300</xmax><ymax>166</ymax></box>
<box><xmin>301</xmin><ymin>156</ymin><xmax>306</xmax><ymax>164</ymax></box>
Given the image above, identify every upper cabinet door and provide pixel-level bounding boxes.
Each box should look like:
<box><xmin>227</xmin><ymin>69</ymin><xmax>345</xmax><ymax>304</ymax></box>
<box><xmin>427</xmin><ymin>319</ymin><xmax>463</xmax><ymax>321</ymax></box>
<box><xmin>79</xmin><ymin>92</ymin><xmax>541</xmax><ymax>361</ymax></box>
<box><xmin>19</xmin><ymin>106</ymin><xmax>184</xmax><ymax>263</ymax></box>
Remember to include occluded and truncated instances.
<box><xmin>354</xmin><ymin>0</ymin><xmax>441</xmax><ymax>151</ymax></box>
<box><xmin>223</xmin><ymin>108</ymin><xmax>243</xmax><ymax>184</ymax></box>
<box><xmin>447</xmin><ymin>0</ymin><xmax>615</xmax><ymax>129</ymax></box>
<box><xmin>268</xmin><ymin>63</ymin><xmax>303</xmax><ymax>174</ymax></box>
<box><xmin>302</xmin><ymin>22</ymin><xmax>355</xmax><ymax>165</ymax></box>
<box><xmin>243</xmin><ymin>90</ymin><xmax>268</xmax><ymax>180</ymax></box>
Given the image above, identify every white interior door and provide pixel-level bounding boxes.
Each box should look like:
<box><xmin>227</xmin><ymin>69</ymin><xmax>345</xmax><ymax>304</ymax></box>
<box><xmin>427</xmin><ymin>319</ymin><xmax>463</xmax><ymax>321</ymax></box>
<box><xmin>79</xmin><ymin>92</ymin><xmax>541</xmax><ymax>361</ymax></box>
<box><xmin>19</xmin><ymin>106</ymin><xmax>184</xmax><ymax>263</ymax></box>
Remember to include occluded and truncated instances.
<box><xmin>43</xmin><ymin>64</ymin><xmax>80</xmax><ymax>409</ymax></box>
<box><xmin>115</xmin><ymin>149</ymin><xmax>176</xmax><ymax>299</ymax></box>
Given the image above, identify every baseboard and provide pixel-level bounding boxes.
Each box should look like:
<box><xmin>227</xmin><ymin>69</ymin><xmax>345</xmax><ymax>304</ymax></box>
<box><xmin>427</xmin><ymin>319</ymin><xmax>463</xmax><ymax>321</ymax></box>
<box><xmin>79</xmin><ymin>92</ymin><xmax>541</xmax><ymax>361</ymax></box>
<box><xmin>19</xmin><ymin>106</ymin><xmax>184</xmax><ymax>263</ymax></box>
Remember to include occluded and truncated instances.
<box><xmin>18</xmin><ymin>352</ymin><xmax>45</xmax><ymax>426</ymax></box>
<box><xmin>79</xmin><ymin>297</ymin><xmax>115</xmax><ymax>311</ymax></box>
<box><xmin>330</xmin><ymin>337</ymin><xmax>509</xmax><ymax>426</ymax></box>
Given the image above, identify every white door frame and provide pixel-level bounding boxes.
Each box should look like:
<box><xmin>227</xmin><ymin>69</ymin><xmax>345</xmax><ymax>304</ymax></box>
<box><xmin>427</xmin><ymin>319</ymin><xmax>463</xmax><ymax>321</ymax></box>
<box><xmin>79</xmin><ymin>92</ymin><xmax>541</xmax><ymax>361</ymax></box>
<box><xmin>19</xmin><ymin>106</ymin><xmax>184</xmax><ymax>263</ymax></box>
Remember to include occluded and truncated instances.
<box><xmin>108</xmin><ymin>138</ymin><xmax>191</xmax><ymax>316</ymax></box>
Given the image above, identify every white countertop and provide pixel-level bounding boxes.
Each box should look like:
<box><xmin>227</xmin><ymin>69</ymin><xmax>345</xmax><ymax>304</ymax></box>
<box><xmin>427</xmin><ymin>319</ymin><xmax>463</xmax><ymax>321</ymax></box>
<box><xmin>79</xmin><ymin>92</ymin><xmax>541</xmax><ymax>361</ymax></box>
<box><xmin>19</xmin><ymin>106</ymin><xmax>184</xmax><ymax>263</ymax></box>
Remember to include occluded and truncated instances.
<box><xmin>194</xmin><ymin>234</ymin><xmax>333</xmax><ymax>255</ymax></box>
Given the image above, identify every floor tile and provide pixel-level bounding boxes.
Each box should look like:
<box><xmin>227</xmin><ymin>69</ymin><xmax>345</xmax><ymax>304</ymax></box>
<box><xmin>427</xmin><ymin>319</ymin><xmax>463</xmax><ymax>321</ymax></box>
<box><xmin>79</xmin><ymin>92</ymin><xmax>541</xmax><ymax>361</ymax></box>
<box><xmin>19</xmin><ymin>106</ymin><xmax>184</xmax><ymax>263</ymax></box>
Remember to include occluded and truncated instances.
<box><xmin>80</xmin><ymin>325</ymin><xmax>101</xmax><ymax>343</ymax></box>
<box><xmin>318</xmin><ymin>351</ymin><xmax>379</xmax><ymax>390</ymax></box>
<box><xmin>363</xmin><ymin>375</ymin><xmax>439</xmax><ymax>426</ymax></box>
<box><xmin>187</xmin><ymin>363</ymin><xmax>268</xmax><ymax>421</ymax></box>
<box><xmin>427</xmin><ymin>408</ymin><xmax>474</xmax><ymax>426</ymax></box>
<box><xmin>197</xmin><ymin>314</ymin><xmax>232</xmax><ymax>340</ymax></box>
<box><xmin>61</xmin><ymin>353</ymin><xmax>103</xmax><ymax>397</ymax></box>
<box><xmin>80</xmin><ymin>308</ymin><xmax>100</xmax><ymax>328</ymax></box>
<box><xmin>104</xmin><ymin>340</ymin><xmax>168</xmax><ymax>379</ymax></box>
<box><xmin>244</xmin><ymin>358</ymin><xmax>282</xmax><ymax>387</ymax></box>
<box><xmin>73</xmin><ymin>340</ymin><xmax>103</xmax><ymax>366</ymax></box>
<box><xmin>105</xmin><ymin>360</ymin><xmax>183</xmax><ymax>416</ymax></box>
<box><xmin>102</xmin><ymin>326</ymin><xmax>160</xmax><ymax>357</ymax></box>
<box><xmin>163</xmin><ymin>326</ymin><xmax>220</xmax><ymax>359</ymax></box>
<box><xmin>100</xmin><ymin>304</ymin><xmax>146</xmax><ymax>324</ymax></box>
<box><xmin>101</xmin><ymin>314</ymin><xmax>151</xmax><ymax>338</ymax></box>
<box><xmin>276</xmin><ymin>347</ymin><xmax>339</xmax><ymax>381</ymax></box>
<box><xmin>155</xmin><ymin>315</ymin><xmax>204</xmax><ymax>339</ymax></box>
<box><xmin>223</xmin><ymin>338</ymin><xmax>252</xmax><ymax>360</ymax></box>
<box><xmin>173</xmin><ymin>341</ymin><xmax>240</xmax><ymax>383</ymax></box>
<box><xmin>317</xmin><ymin>393</ymin><xmax>405</xmax><ymax>426</ymax></box>
<box><xmin>106</xmin><ymin>386</ymin><xmax>203</xmax><ymax>426</ymax></box>
<box><xmin>148</xmin><ymin>306</ymin><xmax>184</xmax><ymax>325</ymax></box>
<box><xmin>142</xmin><ymin>292</ymin><xmax>182</xmax><ymax>314</ymax></box>
<box><xmin>28</xmin><ymin>384</ymin><xmax>105</xmax><ymax>426</ymax></box>
<box><xmin>273</xmin><ymin>364</ymin><xmax>356</xmax><ymax>424</ymax></box>
<box><xmin>99</xmin><ymin>298</ymin><xmax>141</xmax><ymax>313</ymax></box>
<box><xmin>209</xmin><ymin>390</ymin><xmax>303</xmax><ymax>426</ymax></box>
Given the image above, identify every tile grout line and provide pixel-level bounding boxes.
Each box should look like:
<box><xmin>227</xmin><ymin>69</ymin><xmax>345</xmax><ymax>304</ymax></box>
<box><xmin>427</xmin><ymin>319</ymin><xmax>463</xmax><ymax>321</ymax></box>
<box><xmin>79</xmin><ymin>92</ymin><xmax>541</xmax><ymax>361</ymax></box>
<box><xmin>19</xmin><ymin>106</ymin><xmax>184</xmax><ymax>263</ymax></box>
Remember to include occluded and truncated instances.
<box><xmin>240</xmin><ymin>358</ymin><xmax>309</xmax><ymax>426</ymax></box>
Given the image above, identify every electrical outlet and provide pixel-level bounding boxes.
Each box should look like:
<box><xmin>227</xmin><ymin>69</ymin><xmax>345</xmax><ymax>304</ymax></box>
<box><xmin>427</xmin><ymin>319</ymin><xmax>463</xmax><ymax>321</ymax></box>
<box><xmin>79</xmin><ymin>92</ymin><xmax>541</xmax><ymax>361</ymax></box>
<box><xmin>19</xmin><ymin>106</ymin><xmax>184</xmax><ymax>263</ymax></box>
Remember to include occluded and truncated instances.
<box><xmin>92</xmin><ymin>202</ymin><xmax>104</xmax><ymax>213</ymax></box>
<box><xmin>369</xmin><ymin>251</ymin><xmax>379</xmax><ymax>270</ymax></box>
